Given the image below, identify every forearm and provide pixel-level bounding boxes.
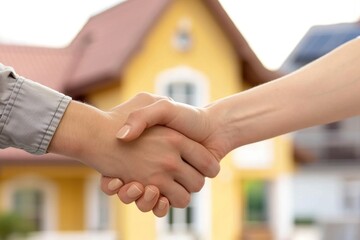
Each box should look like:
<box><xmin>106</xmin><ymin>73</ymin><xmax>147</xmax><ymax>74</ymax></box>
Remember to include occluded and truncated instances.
<box><xmin>209</xmin><ymin>38</ymin><xmax>360</xmax><ymax>151</ymax></box>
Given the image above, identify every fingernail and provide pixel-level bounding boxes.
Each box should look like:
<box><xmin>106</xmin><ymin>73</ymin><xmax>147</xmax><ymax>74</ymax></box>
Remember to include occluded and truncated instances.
<box><xmin>158</xmin><ymin>199</ymin><xmax>167</xmax><ymax>210</ymax></box>
<box><xmin>108</xmin><ymin>178</ymin><xmax>123</xmax><ymax>191</ymax></box>
<box><xmin>127</xmin><ymin>185</ymin><xmax>142</xmax><ymax>198</ymax></box>
<box><xmin>144</xmin><ymin>187</ymin><xmax>157</xmax><ymax>202</ymax></box>
<box><xmin>116</xmin><ymin>125</ymin><xmax>131</xmax><ymax>139</ymax></box>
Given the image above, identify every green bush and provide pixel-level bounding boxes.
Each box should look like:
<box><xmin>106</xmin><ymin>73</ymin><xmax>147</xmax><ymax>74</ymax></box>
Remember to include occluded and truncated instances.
<box><xmin>0</xmin><ymin>212</ymin><xmax>35</xmax><ymax>240</ymax></box>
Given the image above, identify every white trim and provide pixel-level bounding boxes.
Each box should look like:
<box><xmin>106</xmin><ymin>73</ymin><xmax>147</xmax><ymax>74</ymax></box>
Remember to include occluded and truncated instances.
<box><xmin>192</xmin><ymin>179</ymin><xmax>212</xmax><ymax>240</ymax></box>
<box><xmin>26</xmin><ymin>231</ymin><xmax>116</xmax><ymax>240</ymax></box>
<box><xmin>155</xmin><ymin>65</ymin><xmax>210</xmax><ymax>107</ymax></box>
<box><xmin>1</xmin><ymin>175</ymin><xmax>58</xmax><ymax>231</ymax></box>
<box><xmin>269</xmin><ymin>174</ymin><xmax>294</xmax><ymax>240</ymax></box>
<box><xmin>85</xmin><ymin>175</ymin><xmax>111</xmax><ymax>231</ymax></box>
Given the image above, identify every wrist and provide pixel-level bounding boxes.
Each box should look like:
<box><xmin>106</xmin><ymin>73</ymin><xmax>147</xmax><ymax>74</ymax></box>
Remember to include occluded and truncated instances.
<box><xmin>207</xmin><ymin>86</ymin><xmax>285</xmax><ymax>151</ymax></box>
<box><xmin>48</xmin><ymin>101</ymin><xmax>118</xmax><ymax>163</ymax></box>
<box><xmin>204</xmin><ymin>102</ymin><xmax>236</xmax><ymax>159</ymax></box>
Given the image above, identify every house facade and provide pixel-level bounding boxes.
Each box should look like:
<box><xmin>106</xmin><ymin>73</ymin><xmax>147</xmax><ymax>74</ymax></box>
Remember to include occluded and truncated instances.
<box><xmin>0</xmin><ymin>0</ymin><xmax>294</xmax><ymax>239</ymax></box>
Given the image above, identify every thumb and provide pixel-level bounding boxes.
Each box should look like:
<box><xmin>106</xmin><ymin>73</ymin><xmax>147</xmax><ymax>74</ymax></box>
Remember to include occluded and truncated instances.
<box><xmin>116</xmin><ymin>100</ymin><xmax>178</xmax><ymax>141</ymax></box>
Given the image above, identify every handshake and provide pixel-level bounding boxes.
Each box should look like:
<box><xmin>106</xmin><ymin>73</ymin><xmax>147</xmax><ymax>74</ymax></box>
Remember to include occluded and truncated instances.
<box><xmin>3</xmin><ymin>36</ymin><xmax>358</xmax><ymax>219</ymax></box>
<box><xmin>50</xmin><ymin>38</ymin><xmax>360</xmax><ymax>217</ymax></box>
<box><xmin>48</xmin><ymin>39</ymin><xmax>360</xmax><ymax>216</ymax></box>
<box><xmin>49</xmin><ymin>93</ymin><xmax>234</xmax><ymax>217</ymax></box>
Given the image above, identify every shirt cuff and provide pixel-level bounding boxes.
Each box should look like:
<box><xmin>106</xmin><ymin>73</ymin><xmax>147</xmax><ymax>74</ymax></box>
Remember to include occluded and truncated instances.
<box><xmin>0</xmin><ymin>71</ymin><xmax>71</xmax><ymax>155</ymax></box>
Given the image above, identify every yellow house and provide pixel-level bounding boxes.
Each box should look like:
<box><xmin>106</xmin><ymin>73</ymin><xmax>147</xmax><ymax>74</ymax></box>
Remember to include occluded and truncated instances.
<box><xmin>0</xmin><ymin>0</ymin><xmax>294</xmax><ymax>239</ymax></box>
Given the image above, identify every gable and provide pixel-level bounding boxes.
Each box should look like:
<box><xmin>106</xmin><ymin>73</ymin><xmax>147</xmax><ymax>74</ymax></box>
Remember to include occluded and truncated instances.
<box><xmin>67</xmin><ymin>0</ymin><xmax>280</xmax><ymax>97</ymax></box>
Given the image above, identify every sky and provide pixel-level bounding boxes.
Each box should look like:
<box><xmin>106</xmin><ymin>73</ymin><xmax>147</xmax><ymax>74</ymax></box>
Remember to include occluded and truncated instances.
<box><xmin>0</xmin><ymin>0</ymin><xmax>359</xmax><ymax>69</ymax></box>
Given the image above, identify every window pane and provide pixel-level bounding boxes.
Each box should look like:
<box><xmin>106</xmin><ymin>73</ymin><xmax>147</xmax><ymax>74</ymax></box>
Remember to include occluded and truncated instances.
<box><xmin>244</xmin><ymin>181</ymin><xmax>268</xmax><ymax>223</ymax></box>
<box><xmin>167</xmin><ymin>82</ymin><xmax>196</xmax><ymax>106</ymax></box>
<box><xmin>166</xmin><ymin>204</ymin><xmax>194</xmax><ymax>232</ymax></box>
<box><xmin>14</xmin><ymin>189</ymin><xmax>43</xmax><ymax>231</ymax></box>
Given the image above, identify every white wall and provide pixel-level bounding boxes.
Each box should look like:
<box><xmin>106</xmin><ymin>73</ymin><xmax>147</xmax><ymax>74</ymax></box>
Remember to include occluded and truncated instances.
<box><xmin>293</xmin><ymin>172</ymin><xmax>344</xmax><ymax>220</ymax></box>
<box><xmin>269</xmin><ymin>174</ymin><xmax>294</xmax><ymax>240</ymax></box>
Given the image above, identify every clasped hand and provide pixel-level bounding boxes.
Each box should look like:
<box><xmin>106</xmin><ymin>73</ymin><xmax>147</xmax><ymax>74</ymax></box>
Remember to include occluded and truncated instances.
<box><xmin>97</xmin><ymin>93</ymin><xmax>228</xmax><ymax>217</ymax></box>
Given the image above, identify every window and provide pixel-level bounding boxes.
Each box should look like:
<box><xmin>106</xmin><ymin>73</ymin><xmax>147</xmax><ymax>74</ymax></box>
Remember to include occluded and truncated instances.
<box><xmin>172</xmin><ymin>18</ymin><xmax>192</xmax><ymax>52</ymax></box>
<box><xmin>156</xmin><ymin>189</ymin><xmax>211</xmax><ymax>239</ymax></box>
<box><xmin>13</xmin><ymin>188</ymin><xmax>44</xmax><ymax>231</ymax></box>
<box><xmin>1</xmin><ymin>176</ymin><xmax>57</xmax><ymax>231</ymax></box>
<box><xmin>167</xmin><ymin>81</ymin><xmax>195</xmax><ymax>105</ymax></box>
<box><xmin>244</xmin><ymin>180</ymin><xmax>269</xmax><ymax>224</ymax></box>
<box><xmin>156</xmin><ymin>66</ymin><xmax>209</xmax><ymax>107</ymax></box>
<box><xmin>167</xmin><ymin>196</ymin><xmax>195</xmax><ymax>232</ymax></box>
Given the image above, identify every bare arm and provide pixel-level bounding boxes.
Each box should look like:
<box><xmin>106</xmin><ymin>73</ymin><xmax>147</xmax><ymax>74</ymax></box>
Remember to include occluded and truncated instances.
<box><xmin>119</xmin><ymin>37</ymin><xmax>360</xmax><ymax>156</ymax></box>
<box><xmin>210</xmin><ymin>37</ymin><xmax>360</xmax><ymax>151</ymax></box>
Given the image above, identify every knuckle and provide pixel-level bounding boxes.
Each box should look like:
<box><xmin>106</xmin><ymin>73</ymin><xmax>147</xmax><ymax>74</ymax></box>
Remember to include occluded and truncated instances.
<box><xmin>178</xmin><ymin>194</ymin><xmax>191</xmax><ymax>208</ymax></box>
<box><xmin>100</xmin><ymin>185</ymin><xmax>110</xmax><ymax>195</ymax></box>
<box><xmin>214</xmin><ymin>163</ymin><xmax>221</xmax><ymax>176</ymax></box>
<box><xmin>158</xmin><ymin>99</ymin><xmax>173</xmax><ymax>108</ymax></box>
<box><xmin>195</xmin><ymin>177</ymin><xmax>205</xmax><ymax>192</ymax></box>
<box><xmin>127</xmin><ymin>110</ymin><xmax>140</xmax><ymax>121</ymax></box>
<box><xmin>197</xmin><ymin>157</ymin><xmax>212</xmax><ymax>174</ymax></box>
<box><xmin>172</xmin><ymin>194</ymin><xmax>191</xmax><ymax>208</ymax></box>
<box><xmin>134</xmin><ymin>92</ymin><xmax>151</xmax><ymax>100</ymax></box>
<box><xmin>154</xmin><ymin>211</ymin><xmax>166</xmax><ymax>218</ymax></box>
<box><xmin>162</xmin><ymin>158</ymin><xmax>180</xmax><ymax>172</ymax></box>
<box><xmin>154</xmin><ymin>94</ymin><xmax>169</xmax><ymax>101</ymax></box>
<box><xmin>135</xmin><ymin>92</ymin><xmax>168</xmax><ymax>104</ymax></box>
<box><xmin>166</xmin><ymin>131</ymin><xmax>183</xmax><ymax>146</ymax></box>
<box><xmin>134</xmin><ymin>92</ymin><xmax>158</xmax><ymax>104</ymax></box>
<box><xmin>136</xmin><ymin>203</ymin><xmax>152</xmax><ymax>213</ymax></box>
<box><xmin>205</xmin><ymin>158</ymin><xmax>221</xmax><ymax>178</ymax></box>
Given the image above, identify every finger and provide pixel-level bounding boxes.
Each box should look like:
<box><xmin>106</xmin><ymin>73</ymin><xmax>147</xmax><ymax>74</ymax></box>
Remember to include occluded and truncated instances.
<box><xmin>179</xmin><ymin>138</ymin><xmax>220</xmax><ymax>178</ymax></box>
<box><xmin>158</xmin><ymin>180</ymin><xmax>191</xmax><ymax>208</ymax></box>
<box><xmin>152</xmin><ymin>196</ymin><xmax>170</xmax><ymax>217</ymax></box>
<box><xmin>173</xmin><ymin>160</ymin><xmax>206</xmax><ymax>193</ymax></box>
<box><xmin>116</xmin><ymin>100</ymin><xmax>178</xmax><ymax>141</ymax></box>
<box><xmin>100</xmin><ymin>176</ymin><xmax>124</xmax><ymax>195</ymax></box>
<box><xmin>117</xmin><ymin>182</ymin><xmax>145</xmax><ymax>204</ymax></box>
<box><xmin>134</xmin><ymin>185</ymin><xmax>160</xmax><ymax>212</ymax></box>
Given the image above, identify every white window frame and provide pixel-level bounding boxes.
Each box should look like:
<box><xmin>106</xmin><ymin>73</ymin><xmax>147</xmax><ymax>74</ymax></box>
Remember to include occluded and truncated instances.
<box><xmin>85</xmin><ymin>175</ymin><xmax>113</xmax><ymax>231</ymax></box>
<box><xmin>155</xmin><ymin>65</ymin><xmax>209</xmax><ymax>107</ymax></box>
<box><xmin>1</xmin><ymin>175</ymin><xmax>58</xmax><ymax>231</ymax></box>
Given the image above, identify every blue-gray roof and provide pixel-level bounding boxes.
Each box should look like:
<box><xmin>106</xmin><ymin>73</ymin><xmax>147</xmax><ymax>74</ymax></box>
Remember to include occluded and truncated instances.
<box><xmin>281</xmin><ymin>22</ymin><xmax>360</xmax><ymax>73</ymax></box>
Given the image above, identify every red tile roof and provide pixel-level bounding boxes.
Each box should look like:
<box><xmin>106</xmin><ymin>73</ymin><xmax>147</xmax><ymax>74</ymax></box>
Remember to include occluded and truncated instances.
<box><xmin>0</xmin><ymin>44</ymin><xmax>74</xmax><ymax>91</ymax></box>
<box><xmin>66</xmin><ymin>0</ymin><xmax>172</xmax><ymax>95</ymax></box>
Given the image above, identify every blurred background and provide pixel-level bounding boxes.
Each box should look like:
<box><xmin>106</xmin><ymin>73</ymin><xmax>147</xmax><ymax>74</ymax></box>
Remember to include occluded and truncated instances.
<box><xmin>0</xmin><ymin>0</ymin><xmax>359</xmax><ymax>239</ymax></box>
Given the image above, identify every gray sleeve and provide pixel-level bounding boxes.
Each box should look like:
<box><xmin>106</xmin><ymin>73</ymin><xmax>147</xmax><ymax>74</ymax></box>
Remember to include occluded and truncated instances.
<box><xmin>0</xmin><ymin>63</ymin><xmax>71</xmax><ymax>155</ymax></box>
